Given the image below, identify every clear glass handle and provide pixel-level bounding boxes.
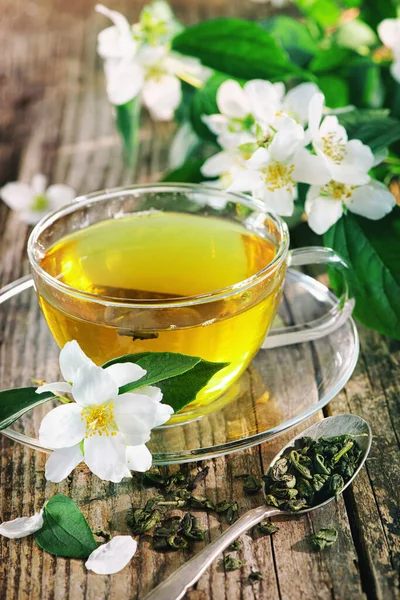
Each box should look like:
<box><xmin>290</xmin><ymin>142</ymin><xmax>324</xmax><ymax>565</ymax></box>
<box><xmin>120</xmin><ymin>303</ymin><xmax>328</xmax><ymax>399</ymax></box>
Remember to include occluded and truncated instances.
<box><xmin>262</xmin><ymin>246</ymin><xmax>355</xmax><ymax>350</ymax></box>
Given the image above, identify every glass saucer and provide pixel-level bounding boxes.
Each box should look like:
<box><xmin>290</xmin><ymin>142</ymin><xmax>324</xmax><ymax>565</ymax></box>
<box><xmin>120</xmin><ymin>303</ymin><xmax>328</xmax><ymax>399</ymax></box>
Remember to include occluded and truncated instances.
<box><xmin>0</xmin><ymin>270</ymin><xmax>359</xmax><ymax>464</ymax></box>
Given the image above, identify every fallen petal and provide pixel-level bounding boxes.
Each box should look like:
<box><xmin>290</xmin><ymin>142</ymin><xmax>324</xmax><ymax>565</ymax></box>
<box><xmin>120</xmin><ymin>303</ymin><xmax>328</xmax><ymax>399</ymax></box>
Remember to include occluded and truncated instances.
<box><xmin>0</xmin><ymin>510</ymin><xmax>43</xmax><ymax>539</ymax></box>
<box><xmin>85</xmin><ymin>536</ymin><xmax>137</xmax><ymax>575</ymax></box>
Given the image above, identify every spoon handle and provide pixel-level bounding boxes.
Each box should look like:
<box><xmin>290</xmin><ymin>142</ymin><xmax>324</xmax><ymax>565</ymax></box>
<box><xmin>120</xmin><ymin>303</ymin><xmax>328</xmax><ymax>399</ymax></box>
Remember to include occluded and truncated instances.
<box><xmin>144</xmin><ymin>506</ymin><xmax>279</xmax><ymax>600</ymax></box>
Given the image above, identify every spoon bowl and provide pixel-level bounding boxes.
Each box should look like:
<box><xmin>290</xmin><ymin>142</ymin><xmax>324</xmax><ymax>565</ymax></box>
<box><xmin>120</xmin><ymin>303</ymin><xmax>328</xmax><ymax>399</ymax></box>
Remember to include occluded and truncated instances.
<box><xmin>265</xmin><ymin>414</ymin><xmax>372</xmax><ymax>515</ymax></box>
<box><xmin>145</xmin><ymin>414</ymin><xmax>372</xmax><ymax>600</ymax></box>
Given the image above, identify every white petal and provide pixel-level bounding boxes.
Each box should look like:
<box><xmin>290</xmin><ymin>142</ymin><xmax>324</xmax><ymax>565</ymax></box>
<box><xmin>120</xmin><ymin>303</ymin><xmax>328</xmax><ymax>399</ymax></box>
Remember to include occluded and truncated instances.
<box><xmin>45</xmin><ymin>445</ymin><xmax>84</xmax><ymax>482</ymax></box>
<box><xmin>84</xmin><ymin>433</ymin><xmax>128</xmax><ymax>482</ymax></box>
<box><xmin>152</xmin><ymin>402</ymin><xmax>174</xmax><ymax>427</ymax></box>
<box><xmin>137</xmin><ymin>385</ymin><xmax>163</xmax><ymax>403</ymax></box>
<box><xmin>72</xmin><ymin>363</ymin><xmax>118</xmax><ymax>407</ymax></box>
<box><xmin>305</xmin><ymin>189</ymin><xmax>343</xmax><ymax>234</ymax></box>
<box><xmin>391</xmin><ymin>59</ymin><xmax>400</xmax><ymax>83</ymax></box>
<box><xmin>105</xmin><ymin>362</ymin><xmax>146</xmax><ymax>388</ymax></box>
<box><xmin>244</xmin><ymin>79</ymin><xmax>283</xmax><ymax>122</ymax></box>
<box><xmin>0</xmin><ymin>182</ymin><xmax>34</xmax><ymax>211</ymax></box>
<box><xmin>122</xmin><ymin>427</ymin><xmax>151</xmax><ymax>446</ymax></box>
<box><xmin>269</xmin><ymin>118</ymin><xmax>304</xmax><ymax>161</ymax></box>
<box><xmin>247</xmin><ymin>147</ymin><xmax>270</xmax><ymax>169</ymax></box>
<box><xmin>201</xmin><ymin>151</ymin><xmax>235</xmax><ymax>177</ymax></box>
<box><xmin>283</xmin><ymin>83</ymin><xmax>321</xmax><ymax>125</ymax></box>
<box><xmin>377</xmin><ymin>19</ymin><xmax>400</xmax><ymax>49</ymax></box>
<box><xmin>308</xmin><ymin>92</ymin><xmax>325</xmax><ymax>139</ymax></box>
<box><xmin>113</xmin><ymin>393</ymin><xmax>160</xmax><ymax>431</ymax></box>
<box><xmin>143</xmin><ymin>74</ymin><xmax>181</xmax><ymax>121</ymax></box>
<box><xmin>258</xmin><ymin>187</ymin><xmax>295</xmax><ymax>217</ymax></box>
<box><xmin>228</xmin><ymin>170</ymin><xmax>262</xmax><ymax>193</ymax></box>
<box><xmin>46</xmin><ymin>185</ymin><xmax>75</xmax><ymax>210</ymax></box>
<box><xmin>292</xmin><ymin>148</ymin><xmax>331</xmax><ymax>185</ymax></box>
<box><xmin>104</xmin><ymin>59</ymin><xmax>144</xmax><ymax>106</ymax></box>
<box><xmin>0</xmin><ymin>510</ymin><xmax>43</xmax><ymax>539</ymax></box>
<box><xmin>59</xmin><ymin>340</ymin><xmax>94</xmax><ymax>383</ymax></box>
<box><xmin>31</xmin><ymin>174</ymin><xmax>47</xmax><ymax>196</ymax></box>
<box><xmin>85</xmin><ymin>536</ymin><xmax>137</xmax><ymax>575</ymax></box>
<box><xmin>39</xmin><ymin>403</ymin><xmax>85</xmax><ymax>449</ymax></box>
<box><xmin>96</xmin><ymin>5</ymin><xmax>136</xmax><ymax>60</ymax></box>
<box><xmin>126</xmin><ymin>444</ymin><xmax>152</xmax><ymax>472</ymax></box>
<box><xmin>217</xmin><ymin>80</ymin><xmax>250</xmax><ymax>118</ymax></box>
<box><xmin>319</xmin><ymin>115</ymin><xmax>348</xmax><ymax>144</ymax></box>
<box><xmin>330</xmin><ymin>140</ymin><xmax>374</xmax><ymax>185</ymax></box>
<box><xmin>373</xmin><ymin>147</ymin><xmax>388</xmax><ymax>167</ymax></box>
<box><xmin>36</xmin><ymin>381</ymin><xmax>72</xmax><ymax>395</ymax></box>
<box><xmin>346</xmin><ymin>180</ymin><xmax>396</xmax><ymax>220</ymax></box>
<box><xmin>201</xmin><ymin>114</ymin><xmax>229</xmax><ymax>137</ymax></box>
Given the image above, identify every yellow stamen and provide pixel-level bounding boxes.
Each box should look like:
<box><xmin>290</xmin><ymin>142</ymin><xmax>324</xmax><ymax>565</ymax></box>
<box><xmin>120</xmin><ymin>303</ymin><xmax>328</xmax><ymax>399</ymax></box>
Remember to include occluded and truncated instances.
<box><xmin>262</xmin><ymin>161</ymin><xmax>295</xmax><ymax>192</ymax></box>
<box><xmin>322</xmin><ymin>181</ymin><xmax>355</xmax><ymax>200</ymax></box>
<box><xmin>321</xmin><ymin>131</ymin><xmax>346</xmax><ymax>163</ymax></box>
<box><xmin>81</xmin><ymin>403</ymin><xmax>118</xmax><ymax>438</ymax></box>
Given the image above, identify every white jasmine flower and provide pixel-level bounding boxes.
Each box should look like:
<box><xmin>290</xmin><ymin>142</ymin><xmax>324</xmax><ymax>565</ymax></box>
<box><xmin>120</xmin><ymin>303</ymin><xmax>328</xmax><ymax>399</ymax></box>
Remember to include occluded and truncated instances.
<box><xmin>282</xmin><ymin>82</ymin><xmax>322</xmax><ymax>125</ymax></box>
<box><xmin>85</xmin><ymin>536</ymin><xmax>137</xmax><ymax>575</ymax></box>
<box><xmin>378</xmin><ymin>19</ymin><xmax>400</xmax><ymax>83</ymax></box>
<box><xmin>133</xmin><ymin>0</ymin><xmax>182</xmax><ymax>44</ymax></box>
<box><xmin>201</xmin><ymin>147</ymin><xmax>249</xmax><ymax>188</ymax></box>
<box><xmin>0</xmin><ymin>510</ymin><xmax>44</xmax><ymax>539</ymax></box>
<box><xmin>228</xmin><ymin>117</ymin><xmax>330</xmax><ymax>216</ymax></box>
<box><xmin>96</xmin><ymin>5</ymin><xmax>144</xmax><ymax>106</ymax></box>
<box><xmin>0</xmin><ymin>174</ymin><xmax>75</xmax><ymax>225</ymax></box>
<box><xmin>305</xmin><ymin>179</ymin><xmax>396</xmax><ymax>234</ymax></box>
<box><xmin>202</xmin><ymin>79</ymin><xmax>284</xmax><ymax>148</ymax></box>
<box><xmin>36</xmin><ymin>341</ymin><xmax>173</xmax><ymax>483</ymax></box>
<box><xmin>308</xmin><ymin>93</ymin><xmax>375</xmax><ymax>185</ymax></box>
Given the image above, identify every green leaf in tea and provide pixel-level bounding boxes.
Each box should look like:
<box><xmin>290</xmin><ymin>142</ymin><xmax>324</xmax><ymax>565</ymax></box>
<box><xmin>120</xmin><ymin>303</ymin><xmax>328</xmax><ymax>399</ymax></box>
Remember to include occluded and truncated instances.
<box><xmin>172</xmin><ymin>19</ymin><xmax>301</xmax><ymax>81</ymax></box>
<box><xmin>223</xmin><ymin>555</ymin><xmax>243</xmax><ymax>571</ymax></box>
<box><xmin>34</xmin><ymin>495</ymin><xmax>97</xmax><ymax>559</ymax></box>
<box><xmin>309</xmin><ymin>527</ymin><xmax>338</xmax><ymax>551</ymax></box>
<box><xmin>0</xmin><ymin>387</ymin><xmax>56</xmax><ymax>431</ymax></box>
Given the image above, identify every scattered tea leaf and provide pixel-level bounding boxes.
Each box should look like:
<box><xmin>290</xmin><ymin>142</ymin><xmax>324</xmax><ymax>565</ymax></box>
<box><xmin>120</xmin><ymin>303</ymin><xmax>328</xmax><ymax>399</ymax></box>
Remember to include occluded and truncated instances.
<box><xmin>223</xmin><ymin>555</ymin><xmax>243</xmax><ymax>571</ymax></box>
<box><xmin>249</xmin><ymin>570</ymin><xmax>264</xmax><ymax>581</ymax></box>
<box><xmin>188</xmin><ymin>466</ymin><xmax>209</xmax><ymax>491</ymax></box>
<box><xmin>309</xmin><ymin>527</ymin><xmax>338</xmax><ymax>551</ymax></box>
<box><xmin>228</xmin><ymin>540</ymin><xmax>243</xmax><ymax>551</ymax></box>
<box><xmin>257</xmin><ymin>520</ymin><xmax>280</xmax><ymax>536</ymax></box>
<box><xmin>235</xmin><ymin>474</ymin><xmax>262</xmax><ymax>494</ymax></box>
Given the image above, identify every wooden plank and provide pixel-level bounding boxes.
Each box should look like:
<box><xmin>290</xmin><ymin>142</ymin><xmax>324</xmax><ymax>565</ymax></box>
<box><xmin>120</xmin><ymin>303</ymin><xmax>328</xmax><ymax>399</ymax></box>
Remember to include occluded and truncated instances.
<box><xmin>0</xmin><ymin>1</ymin><xmax>398</xmax><ymax>599</ymax></box>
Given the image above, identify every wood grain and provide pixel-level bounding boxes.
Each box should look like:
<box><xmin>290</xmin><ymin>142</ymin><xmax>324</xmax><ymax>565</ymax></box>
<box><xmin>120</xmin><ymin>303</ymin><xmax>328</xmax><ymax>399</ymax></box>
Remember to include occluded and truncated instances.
<box><xmin>0</xmin><ymin>1</ymin><xmax>398</xmax><ymax>599</ymax></box>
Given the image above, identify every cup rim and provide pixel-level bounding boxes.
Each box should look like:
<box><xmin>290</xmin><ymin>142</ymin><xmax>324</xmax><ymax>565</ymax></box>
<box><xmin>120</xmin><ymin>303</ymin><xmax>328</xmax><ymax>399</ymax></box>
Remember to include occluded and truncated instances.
<box><xmin>27</xmin><ymin>183</ymin><xmax>289</xmax><ymax>309</ymax></box>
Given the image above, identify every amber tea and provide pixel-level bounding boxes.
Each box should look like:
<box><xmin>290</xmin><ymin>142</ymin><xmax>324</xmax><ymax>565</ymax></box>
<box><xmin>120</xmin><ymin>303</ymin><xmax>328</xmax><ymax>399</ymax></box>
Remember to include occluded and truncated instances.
<box><xmin>38</xmin><ymin>211</ymin><xmax>285</xmax><ymax>410</ymax></box>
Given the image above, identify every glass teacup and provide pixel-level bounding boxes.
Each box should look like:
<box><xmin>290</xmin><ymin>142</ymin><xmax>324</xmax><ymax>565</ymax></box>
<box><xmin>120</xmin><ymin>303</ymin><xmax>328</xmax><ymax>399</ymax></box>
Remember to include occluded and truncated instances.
<box><xmin>28</xmin><ymin>184</ymin><xmax>353</xmax><ymax>417</ymax></box>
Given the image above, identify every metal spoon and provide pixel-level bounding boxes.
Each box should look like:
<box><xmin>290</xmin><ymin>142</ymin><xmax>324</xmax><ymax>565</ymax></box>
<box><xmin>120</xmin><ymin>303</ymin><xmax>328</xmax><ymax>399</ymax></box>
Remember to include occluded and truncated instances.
<box><xmin>144</xmin><ymin>414</ymin><xmax>371</xmax><ymax>600</ymax></box>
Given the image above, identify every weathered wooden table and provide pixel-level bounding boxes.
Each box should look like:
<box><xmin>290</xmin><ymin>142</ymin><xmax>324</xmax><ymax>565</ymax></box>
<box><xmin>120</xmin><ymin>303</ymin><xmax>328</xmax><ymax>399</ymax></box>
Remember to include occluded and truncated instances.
<box><xmin>0</xmin><ymin>1</ymin><xmax>399</xmax><ymax>598</ymax></box>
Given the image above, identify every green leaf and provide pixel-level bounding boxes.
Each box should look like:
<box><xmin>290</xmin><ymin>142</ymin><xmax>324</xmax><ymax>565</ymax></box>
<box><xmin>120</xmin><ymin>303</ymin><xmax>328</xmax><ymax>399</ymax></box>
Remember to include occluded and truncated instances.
<box><xmin>115</xmin><ymin>97</ymin><xmax>141</xmax><ymax>164</ymax></box>
<box><xmin>318</xmin><ymin>75</ymin><xmax>349</xmax><ymax>108</ymax></box>
<box><xmin>337</xmin><ymin>109</ymin><xmax>400</xmax><ymax>152</ymax></box>
<box><xmin>310</xmin><ymin>47</ymin><xmax>353</xmax><ymax>73</ymax></box>
<box><xmin>157</xmin><ymin>359</ymin><xmax>229</xmax><ymax>413</ymax></box>
<box><xmin>190</xmin><ymin>72</ymin><xmax>233</xmax><ymax>141</ymax></box>
<box><xmin>162</xmin><ymin>159</ymin><xmax>208</xmax><ymax>183</ymax></box>
<box><xmin>35</xmin><ymin>495</ymin><xmax>97</xmax><ymax>559</ymax></box>
<box><xmin>324</xmin><ymin>209</ymin><xmax>400</xmax><ymax>339</ymax></box>
<box><xmin>260</xmin><ymin>16</ymin><xmax>318</xmax><ymax>67</ymax></box>
<box><xmin>0</xmin><ymin>387</ymin><xmax>55</xmax><ymax>431</ymax></box>
<box><xmin>102</xmin><ymin>352</ymin><xmax>228</xmax><ymax>411</ymax></box>
<box><xmin>343</xmin><ymin>56</ymin><xmax>384</xmax><ymax>109</ymax></box>
<box><xmin>172</xmin><ymin>18</ymin><xmax>301</xmax><ymax>81</ymax></box>
<box><xmin>294</xmin><ymin>0</ymin><xmax>341</xmax><ymax>28</ymax></box>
